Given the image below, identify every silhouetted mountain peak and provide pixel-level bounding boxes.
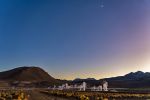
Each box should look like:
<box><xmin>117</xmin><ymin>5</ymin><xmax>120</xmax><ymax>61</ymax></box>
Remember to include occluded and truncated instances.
<box><xmin>125</xmin><ymin>71</ymin><xmax>146</xmax><ymax>79</ymax></box>
<box><xmin>0</xmin><ymin>66</ymin><xmax>56</xmax><ymax>82</ymax></box>
<box><xmin>134</xmin><ymin>71</ymin><xmax>144</xmax><ymax>75</ymax></box>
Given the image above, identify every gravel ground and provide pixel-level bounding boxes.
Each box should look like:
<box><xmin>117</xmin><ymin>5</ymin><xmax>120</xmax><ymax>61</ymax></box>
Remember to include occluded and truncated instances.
<box><xmin>27</xmin><ymin>90</ymin><xmax>71</xmax><ymax>100</ymax></box>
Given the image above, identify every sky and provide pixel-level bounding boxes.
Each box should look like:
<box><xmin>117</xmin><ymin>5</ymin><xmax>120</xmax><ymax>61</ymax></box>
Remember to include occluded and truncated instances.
<box><xmin>0</xmin><ymin>0</ymin><xmax>150</xmax><ymax>80</ymax></box>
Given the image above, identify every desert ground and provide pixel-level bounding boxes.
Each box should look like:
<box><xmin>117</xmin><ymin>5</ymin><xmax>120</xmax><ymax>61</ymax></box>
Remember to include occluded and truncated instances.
<box><xmin>27</xmin><ymin>90</ymin><xmax>70</xmax><ymax>100</ymax></box>
<box><xmin>1</xmin><ymin>88</ymin><xmax>150</xmax><ymax>100</ymax></box>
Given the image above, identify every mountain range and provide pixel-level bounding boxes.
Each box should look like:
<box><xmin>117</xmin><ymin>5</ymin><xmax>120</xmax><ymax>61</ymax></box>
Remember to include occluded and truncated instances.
<box><xmin>73</xmin><ymin>71</ymin><xmax>150</xmax><ymax>88</ymax></box>
<box><xmin>0</xmin><ymin>66</ymin><xmax>150</xmax><ymax>88</ymax></box>
<box><xmin>103</xmin><ymin>71</ymin><xmax>150</xmax><ymax>88</ymax></box>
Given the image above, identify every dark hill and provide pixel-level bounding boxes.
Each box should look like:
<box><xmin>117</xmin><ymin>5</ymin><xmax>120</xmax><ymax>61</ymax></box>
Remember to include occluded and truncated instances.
<box><xmin>0</xmin><ymin>66</ymin><xmax>57</xmax><ymax>82</ymax></box>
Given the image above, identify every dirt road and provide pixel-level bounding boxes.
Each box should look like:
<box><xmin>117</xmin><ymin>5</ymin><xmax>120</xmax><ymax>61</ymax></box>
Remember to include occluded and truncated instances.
<box><xmin>26</xmin><ymin>90</ymin><xmax>71</xmax><ymax>100</ymax></box>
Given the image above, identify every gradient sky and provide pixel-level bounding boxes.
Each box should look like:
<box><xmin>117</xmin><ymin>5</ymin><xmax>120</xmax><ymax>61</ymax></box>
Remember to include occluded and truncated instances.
<box><xmin>0</xmin><ymin>0</ymin><xmax>150</xmax><ymax>80</ymax></box>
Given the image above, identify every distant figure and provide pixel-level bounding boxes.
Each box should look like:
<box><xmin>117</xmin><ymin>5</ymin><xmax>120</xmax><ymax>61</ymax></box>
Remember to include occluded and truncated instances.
<box><xmin>102</xmin><ymin>81</ymin><xmax>108</xmax><ymax>91</ymax></box>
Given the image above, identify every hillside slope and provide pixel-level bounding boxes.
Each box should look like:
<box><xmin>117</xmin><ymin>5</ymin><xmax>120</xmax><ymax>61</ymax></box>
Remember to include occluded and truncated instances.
<box><xmin>0</xmin><ymin>66</ymin><xmax>56</xmax><ymax>82</ymax></box>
